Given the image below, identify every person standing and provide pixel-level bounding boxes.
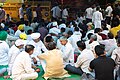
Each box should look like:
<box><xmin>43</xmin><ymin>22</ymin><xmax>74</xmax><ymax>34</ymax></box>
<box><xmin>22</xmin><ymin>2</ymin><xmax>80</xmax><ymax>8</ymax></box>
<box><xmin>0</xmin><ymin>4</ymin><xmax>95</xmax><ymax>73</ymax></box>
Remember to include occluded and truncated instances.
<box><xmin>36</xmin><ymin>4</ymin><xmax>42</xmax><ymax>22</ymax></box>
<box><xmin>26</xmin><ymin>5</ymin><xmax>33</xmax><ymax>24</ymax></box>
<box><xmin>105</xmin><ymin>3</ymin><xmax>113</xmax><ymax>25</ymax></box>
<box><xmin>19</xmin><ymin>4</ymin><xmax>25</xmax><ymax>21</ymax></box>
<box><xmin>62</xmin><ymin>6</ymin><xmax>69</xmax><ymax>23</ymax></box>
<box><xmin>85</xmin><ymin>5</ymin><xmax>93</xmax><ymax>23</ymax></box>
<box><xmin>92</xmin><ymin>7</ymin><xmax>103</xmax><ymax>29</ymax></box>
<box><xmin>0</xmin><ymin>7</ymin><xmax>5</xmax><ymax>22</ymax></box>
<box><xmin>12</xmin><ymin>45</ymin><xmax>38</xmax><ymax>80</ymax></box>
<box><xmin>51</xmin><ymin>3</ymin><xmax>61</xmax><ymax>21</ymax></box>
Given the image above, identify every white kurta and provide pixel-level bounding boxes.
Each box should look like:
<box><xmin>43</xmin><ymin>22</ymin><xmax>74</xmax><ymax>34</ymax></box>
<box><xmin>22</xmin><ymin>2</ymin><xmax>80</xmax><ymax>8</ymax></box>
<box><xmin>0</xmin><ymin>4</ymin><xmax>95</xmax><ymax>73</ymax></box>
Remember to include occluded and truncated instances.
<box><xmin>8</xmin><ymin>45</ymin><xmax>20</xmax><ymax>75</ymax></box>
<box><xmin>85</xmin><ymin>7</ymin><xmax>93</xmax><ymax>19</ymax></box>
<box><xmin>14</xmin><ymin>30</ymin><xmax>25</xmax><ymax>38</ymax></box>
<box><xmin>0</xmin><ymin>41</ymin><xmax>9</xmax><ymax>65</ymax></box>
<box><xmin>92</xmin><ymin>11</ymin><xmax>103</xmax><ymax>29</ymax></box>
<box><xmin>12</xmin><ymin>51</ymin><xmax>38</xmax><ymax>80</ymax></box>
<box><xmin>60</xmin><ymin>42</ymin><xmax>74</xmax><ymax>67</ymax></box>
<box><xmin>105</xmin><ymin>6</ymin><xmax>113</xmax><ymax>17</ymax></box>
<box><xmin>19</xmin><ymin>7</ymin><xmax>24</xmax><ymax>19</ymax></box>
<box><xmin>68</xmin><ymin>31</ymin><xmax>82</xmax><ymax>53</ymax></box>
<box><xmin>62</xmin><ymin>8</ymin><xmax>68</xmax><ymax>19</ymax></box>
<box><xmin>28</xmin><ymin>40</ymin><xmax>48</xmax><ymax>71</ymax></box>
<box><xmin>75</xmin><ymin>49</ymin><xmax>95</xmax><ymax>74</ymax></box>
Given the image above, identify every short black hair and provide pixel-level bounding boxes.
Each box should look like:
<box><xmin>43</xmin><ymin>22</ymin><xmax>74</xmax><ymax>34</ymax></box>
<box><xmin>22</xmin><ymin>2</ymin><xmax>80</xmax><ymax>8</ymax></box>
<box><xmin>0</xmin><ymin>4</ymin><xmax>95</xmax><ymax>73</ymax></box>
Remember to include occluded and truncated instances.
<box><xmin>87</xmin><ymin>33</ymin><xmax>93</xmax><ymax>39</ymax></box>
<box><xmin>25</xmin><ymin>45</ymin><xmax>35</xmax><ymax>53</ymax></box>
<box><xmin>108</xmin><ymin>32</ymin><xmax>114</xmax><ymax>39</ymax></box>
<box><xmin>95</xmin><ymin>45</ymin><xmax>105</xmax><ymax>56</ymax></box>
<box><xmin>74</xmin><ymin>27</ymin><xmax>79</xmax><ymax>31</ymax></box>
<box><xmin>96</xmin><ymin>6</ymin><xmax>100</xmax><ymax>11</ymax></box>
<box><xmin>67</xmin><ymin>31</ymin><xmax>73</xmax><ymax>35</ymax></box>
<box><xmin>77</xmin><ymin>41</ymin><xmax>86</xmax><ymax>50</ymax></box>
<box><xmin>47</xmin><ymin>42</ymin><xmax>56</xmax><ymax>50</ymax></box>
<box><xmin>61</xmin><ymin>28</ymin><xmax>65</xmax><ymax>33</ymax></box>
<box><xmin>27</xmin><ymin>29</ymin><xmax>32</xmax><ymax>35</ymax></box>
<box><xmin>94</xmin><ymin>28</ymin><xmax>101</xmax><ymax>33</ymax></box>
<box><xmin>45</xmin><ymin>36</ymin><xmax>53</xmax><ymax>42</ymax></box>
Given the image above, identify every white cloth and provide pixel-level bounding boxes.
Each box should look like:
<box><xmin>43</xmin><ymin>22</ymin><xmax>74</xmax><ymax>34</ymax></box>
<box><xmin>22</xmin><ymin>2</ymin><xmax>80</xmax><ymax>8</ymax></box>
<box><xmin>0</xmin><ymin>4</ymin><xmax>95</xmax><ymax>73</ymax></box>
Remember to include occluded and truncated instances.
<box><xmin>60</xmin><ymin>42</ymin><xmax>74</xmax><ymax>67</ymax></box>
<box><xmin>89</xmin><ymin>41</ymin><xmax>99</xmax><ymax>51</ymax></box>
<box><xmin>28</xmin><ymin>40</ymin><xmax>48</xmax><ymax>58</ymax></box>
<box><xmin>68</xmin><ymin>31</ymin><xmax>82</xmax><ymax>53</ymax></box>
<box><xmin>19</xmin><ymin>7</ymin><xmax>24</xmax><ymax>19</ymax></box>
<box><xmin>28</xmin><ymin>40</ymin><xmax>48</xmax><ymax>70</ymax></box>
<box><xmin>49</xmin><ymin>27</ymin><xmax>60</xmax><ymax>35</ymax></box>
<box><xmin>83</xmin><ymin>30</ymin><xmax>94</xmax><ymax>41</ymax></box>
<box><xmin>92</xmin><ymin>11</ymin><xmax>103</xmax><ymax>29</ymax></box>
<box><xmin>12</xmin><ymin>51</ymin><xmax>38</xmax><ymax>80</ymax></box>
<box><xmin>105</xmin><ymin>6</ymin><xmax>113</xmax><ymax>17</ymax></box>
<box><xmin>85</xmin><ymin>7</ymin><xmax>93</xmax><ymax>19</ymax></box>
<box><xmin>6</xmin><ymin>34</ymin><xmax>19</xmax><ymax>47</ymax></box>
<box><xmin>95</xmin><ymin>33</ymin><xmax>102</xmax><ymax>41</ymax></box>
<box><xmin>31</xmin><ymin>33</ymin><xmax>40</xmax><ymax>40</ymax></box>
<box><xmin>15</xmin><ymin>39</ymin><xmax>24</xmax><ymax>46</ymax></box>
<box><xmin>58</xmin><ymin>23</ymin><xmax>66</xmax><ymax>29</ymax></box>
<box><xmin>75</xmin><ymin>49</ymin><xmax>95</xmax><ymax>74</ymax></box>
<box><xmin>62</xmin><ymin>8</ymin><xmax>68</xmax><ymax>19</ymax></box>
<box><xmin>100</xmin><ymin>30</ymin><xmax>109</xmax><ymax>35</ymax></box>
<box><xmin>51</xmin><ymin>6</ymin><xmax>61</xmax><ymax>18</ymax></box>
<box><xmin>0</xmin><ymin>41</ymin><xmax>9</xmax><ymax>65</ymax></box>
<box><xmin>8</xmin><ymin>45</ymin><xmax>20</xmax><ymax>75</ymax></box>
<box><xmin>14</xmin><ymin>30</ymin><xmax>25</xmax><ymax>38</ymax></box>
<box><xmin>99</xmin><ymin>39</ymin><xmax>117</xmax><ymax>52</ymax></box>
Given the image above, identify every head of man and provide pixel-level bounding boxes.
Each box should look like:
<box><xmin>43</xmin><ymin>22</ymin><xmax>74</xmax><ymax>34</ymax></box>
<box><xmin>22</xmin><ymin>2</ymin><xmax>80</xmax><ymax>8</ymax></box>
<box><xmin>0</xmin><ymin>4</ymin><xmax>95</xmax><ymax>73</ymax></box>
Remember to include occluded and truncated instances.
<box><xmin>22</xmin><ymin>4</ymin><xmax>25</xmax><ymax>9</ymax></box>
<box><xmin>47</xmin><ymin>42</ymin><xmax>56</xmax><ymax>50</ymax></box>
<box><xmin>25</xmin><ymin>45</ymin><xmax>35</xmax><ymax>55</ymax></box>
<box><xmin>59</xmin><ymin>36</ymin><xmax>68</xmax><ymax>45</ymax></box>
<box><xmin>15</xmin><ymin>39</ymin><xmax>24</xmax><ymax>49</ymax></box>
<box><xmin>95</xmin><ymin>45</ymin><xmax>105</xmax><ymax>57</ymax></box>
<box><xmin>31</xmin><ymin>33</ymin><xmax>41</xmax><ymax>43</ymax></box>
<box><xmin>77</xmin><ymin>41</ymin><xmax>86</xmax><ymax>51</ymax></box>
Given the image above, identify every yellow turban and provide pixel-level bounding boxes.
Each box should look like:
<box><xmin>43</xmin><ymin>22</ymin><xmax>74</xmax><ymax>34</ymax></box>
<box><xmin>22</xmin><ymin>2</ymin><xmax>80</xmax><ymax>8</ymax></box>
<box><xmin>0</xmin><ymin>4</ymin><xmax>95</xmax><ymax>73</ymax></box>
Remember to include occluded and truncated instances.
<box><xmin>19</xmin><ymin>33</ymin><xmax>27</xmax><ymax>40</ymax></box>
<box><xmin>18</xmin><ymin>25</ymin><xmax>24</xmax><ymax>30</ymax></box>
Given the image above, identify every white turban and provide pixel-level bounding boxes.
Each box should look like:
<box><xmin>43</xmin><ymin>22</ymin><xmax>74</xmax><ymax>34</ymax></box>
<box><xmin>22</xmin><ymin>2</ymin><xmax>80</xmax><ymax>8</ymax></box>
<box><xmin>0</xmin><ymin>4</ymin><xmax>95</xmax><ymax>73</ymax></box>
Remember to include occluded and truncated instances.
<box><xmin>15</xmin><ymin>39</ymin><xmax>24</xmax><ymax>46</ymax></box>
<box><xmin>31</xmin><ymin>33</ymin><xmax>40</xmax><ymax>39</ymax></box>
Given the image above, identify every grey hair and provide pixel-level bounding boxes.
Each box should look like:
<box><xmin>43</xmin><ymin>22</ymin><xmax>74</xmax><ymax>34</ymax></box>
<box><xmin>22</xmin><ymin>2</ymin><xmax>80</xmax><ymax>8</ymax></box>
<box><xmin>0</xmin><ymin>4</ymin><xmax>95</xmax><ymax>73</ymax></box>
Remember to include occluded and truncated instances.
<box><xmin>59</xmin><ymin>36</ymin><xmax>68</xmax><ymax>41</ymax></box>
<box><xmin>90</xmin><ymin>35</ymin><xmax>97</xmax><ymax>41</ymax></box>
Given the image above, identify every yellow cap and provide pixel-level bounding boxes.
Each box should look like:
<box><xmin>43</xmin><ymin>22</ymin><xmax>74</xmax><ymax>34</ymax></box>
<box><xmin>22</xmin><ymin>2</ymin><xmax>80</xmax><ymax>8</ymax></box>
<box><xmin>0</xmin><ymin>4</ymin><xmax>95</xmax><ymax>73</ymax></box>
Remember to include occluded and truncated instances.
<box><xmin>18</xmin><ymin>25</ymin><xmax>24</xmax><ymax>30</ymax></box>
<box><xmin>19</xmin><ymin>33</ymin><xmax>27</xmax><ymax>40</ymax></box>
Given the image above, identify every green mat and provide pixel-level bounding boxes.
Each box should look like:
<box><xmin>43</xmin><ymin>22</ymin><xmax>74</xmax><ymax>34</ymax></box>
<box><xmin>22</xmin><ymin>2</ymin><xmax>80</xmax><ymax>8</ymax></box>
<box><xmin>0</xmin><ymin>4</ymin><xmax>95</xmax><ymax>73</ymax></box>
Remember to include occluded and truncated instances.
<box><xmin>0</xmin><ymin>65</ymin><xmax>81</xmax><ymax>80</ymax></box>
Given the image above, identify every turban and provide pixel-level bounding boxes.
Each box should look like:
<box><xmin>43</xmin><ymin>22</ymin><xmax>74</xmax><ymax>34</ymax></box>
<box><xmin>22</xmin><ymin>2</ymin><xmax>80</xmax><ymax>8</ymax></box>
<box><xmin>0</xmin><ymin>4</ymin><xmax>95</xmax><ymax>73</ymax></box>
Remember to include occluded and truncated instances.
<box><xmin>31</xmin><ymin>33</ymin><xmax>40</xmax><ymax>40</ymax></box>
<box><xmin>19</xmin><ymin>33</ymin><xmax>27</xmax><ymax>40</ymax></box>
<box><xmin>0</xmin><ymin>31</ymin><xmax>7</xmax><ymax>41</ymax></box>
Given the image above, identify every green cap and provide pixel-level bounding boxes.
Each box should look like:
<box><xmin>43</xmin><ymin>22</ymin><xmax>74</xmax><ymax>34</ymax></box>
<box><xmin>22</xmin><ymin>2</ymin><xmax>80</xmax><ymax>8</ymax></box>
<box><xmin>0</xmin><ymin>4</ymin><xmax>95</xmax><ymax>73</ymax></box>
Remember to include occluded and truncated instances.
<box><xmin>0</xmin><ymin>31</ymin><xmax>8</xmax><ymax>41</ymax></box>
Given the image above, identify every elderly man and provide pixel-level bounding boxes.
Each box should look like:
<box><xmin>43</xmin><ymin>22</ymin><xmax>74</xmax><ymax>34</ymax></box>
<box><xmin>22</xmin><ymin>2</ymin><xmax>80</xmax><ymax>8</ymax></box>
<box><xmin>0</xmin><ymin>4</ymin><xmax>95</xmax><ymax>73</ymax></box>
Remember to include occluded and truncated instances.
<box><xmin>28</xmin><ymin>33</ymin><xmax>48</xmax><ymax>70</ymax></box>
<box><xmin>12</xmin><ymin>45</ymin><xmax>38</xmax><ymax>80</ymax></box>
<box><xmin>4</xmin><ymin>39</ymin><xmax>24</xmax><ymax>78</ymax></box>
<box><xmin>59</xmin><ymin>36</ymin><xmax>74</xmax><ymax>68</ymax></box>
